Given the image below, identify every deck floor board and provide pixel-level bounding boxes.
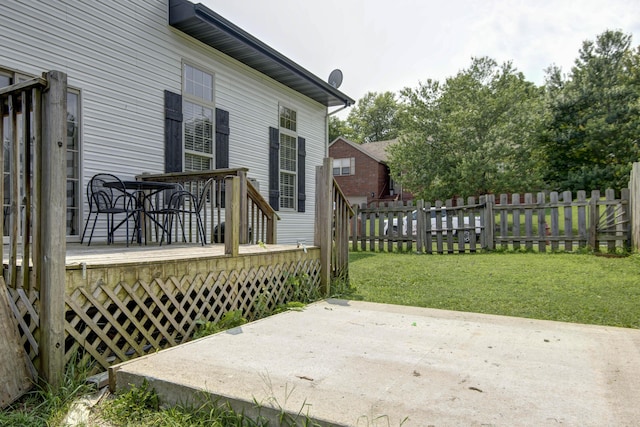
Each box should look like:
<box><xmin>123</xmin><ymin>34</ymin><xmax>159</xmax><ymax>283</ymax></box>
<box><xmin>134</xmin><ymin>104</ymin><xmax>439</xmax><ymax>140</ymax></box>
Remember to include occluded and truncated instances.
<box><xmin>4</xmin><ymin>243</ymin><xmax>307</xmax><ymax>267</ymax></box>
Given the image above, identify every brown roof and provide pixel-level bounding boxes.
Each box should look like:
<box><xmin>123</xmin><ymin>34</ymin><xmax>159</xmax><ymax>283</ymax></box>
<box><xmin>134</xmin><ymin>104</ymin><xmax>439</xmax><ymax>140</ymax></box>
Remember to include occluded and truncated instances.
<box><xmin>358</xmin><ymin>139</ymin><xmax>398</xmax><ymax>163</ymax></box>
<box><xmin>329</xmin><ymin>137</ymin><xmax>399</xmax><ymax>164</ymax></box>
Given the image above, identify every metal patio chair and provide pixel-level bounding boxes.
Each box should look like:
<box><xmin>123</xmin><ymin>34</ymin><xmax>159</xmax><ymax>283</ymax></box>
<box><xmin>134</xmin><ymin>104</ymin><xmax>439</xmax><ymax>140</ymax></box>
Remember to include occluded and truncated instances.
<box><xmin>161</xmin><ymin>178</ymin><xmax>215</xmax><ymax>245</ymax></box>
<box><xmin>80</xmin><ymin>173</ymin><xmax>140</xmax><ymax>246</ymax></box>
<box><xmin>142</xmin><ymin>182</ymin><xmax>185</xmax><ymax>245</ymax></box>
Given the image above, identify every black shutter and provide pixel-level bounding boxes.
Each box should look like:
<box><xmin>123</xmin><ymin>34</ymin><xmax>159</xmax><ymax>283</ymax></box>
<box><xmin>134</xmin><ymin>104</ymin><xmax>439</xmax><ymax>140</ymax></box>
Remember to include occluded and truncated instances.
<box><xmin>268</xmin><ymin>127</ymin><xmax>280</xmax><ymax>211</ymax></box>
<box><xmin>215</xmin><ymin>108</ymin><xmax>229</xmax><ymax>169</ymax></box>
<box><xmin>164</xmin><ymin>90</ymin><xmax>182</xmax><ymax>173</ymax></box>
<box><xmin>297</xmin><ymin>136</ymin><xmax>306</xmax><ymax>212</ymax></box>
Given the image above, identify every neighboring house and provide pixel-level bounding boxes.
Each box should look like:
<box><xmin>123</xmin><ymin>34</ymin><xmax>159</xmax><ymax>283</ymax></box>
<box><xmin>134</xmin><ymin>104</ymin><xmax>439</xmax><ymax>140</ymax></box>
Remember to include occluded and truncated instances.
<box><xmin>0</xmin><ymin>0</ymin><xmax>353</xmax><ymax>244</ymax></box>
<box><xmin>329</xmin><ymin>137</ymin><xmax>412</xmax><ymax>207</ymax></box>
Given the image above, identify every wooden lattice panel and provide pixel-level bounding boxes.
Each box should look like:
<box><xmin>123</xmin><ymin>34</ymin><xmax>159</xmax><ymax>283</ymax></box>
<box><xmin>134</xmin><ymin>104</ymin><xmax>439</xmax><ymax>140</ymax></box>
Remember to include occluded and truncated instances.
<box><xmin>5</xmin><ymin>287</ymin><xmax>39</xmax><ymax>376</ymax></box>
<box><xmin>64</xmin><ymin>254</ymin><xmax>321</xmax><ymax>371</ymax></box>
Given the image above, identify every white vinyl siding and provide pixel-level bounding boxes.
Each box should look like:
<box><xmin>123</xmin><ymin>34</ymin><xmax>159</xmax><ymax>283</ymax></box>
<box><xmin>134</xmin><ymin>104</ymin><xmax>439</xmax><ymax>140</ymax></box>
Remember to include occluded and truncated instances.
<box><xmin>0</xmin><ymin>0</ymin><xmax>328</xmax><ymax>244</ymax></box>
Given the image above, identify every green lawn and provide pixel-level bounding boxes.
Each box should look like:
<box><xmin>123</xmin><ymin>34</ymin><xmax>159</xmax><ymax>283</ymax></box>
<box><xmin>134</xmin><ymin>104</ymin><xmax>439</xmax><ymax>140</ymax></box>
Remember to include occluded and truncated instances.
<box><xmin>348</xmin><ymin>251</ymin><xmax>640</xmax><ymax>328</ymax></box>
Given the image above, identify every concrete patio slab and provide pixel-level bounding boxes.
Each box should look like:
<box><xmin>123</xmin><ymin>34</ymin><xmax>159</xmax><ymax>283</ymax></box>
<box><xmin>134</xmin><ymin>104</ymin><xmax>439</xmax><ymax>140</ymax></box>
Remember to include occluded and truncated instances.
<box><xmin>109</xmin><ymin>299</ymin><xmax>640</xmax><ymax>426</ymax></box>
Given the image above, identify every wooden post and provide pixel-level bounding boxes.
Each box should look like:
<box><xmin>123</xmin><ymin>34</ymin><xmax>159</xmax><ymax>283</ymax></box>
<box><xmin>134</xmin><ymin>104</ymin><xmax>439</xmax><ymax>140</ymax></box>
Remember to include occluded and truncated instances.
<box><xmin>577</xmin><ymin>190</ymin><xmax>587</xmax><ymax>247</ymax></box>
<box><xmin>32</xmin><ymin>87</ymin><xmax>43</xmax><ymax>294</ymax></box>
<box><xmin>39</xmin><ymin>71</ymin><xmax>67</xmax><ymax>388</ymax></box>
<box><xmin>21</xmin><ymin>90</ymin><xmax>32</xmax><ymax>290</ymax></box>
<box><xmin>524</xmin><ymin>193</ymin><xmax>533</xmax><ymax>251</ymax></box>
<box><xmin>416</xmin><ymin>199</ymin><xmax>424</xmax><ymax>253</ymax></box>
<box><xmin>630</xmin><ymin>163</ymin><xmax>640</xmax><ymax>250</ymax></box>
<box><xmin>589</xmin><ymin>189</ymin><xmax>600</xmax><ymax>251</ymax></box>
<box><xmin>512</xmin><ymin>193</ymin><xmax>520</xmax><ymax>251</ymax></box>
<box><xmin>424</xmin><ymin>201</ymin><xmax>433</xmax><ymax>253</ymax></box>
<box><xmin>550</xmin><ymin>191</ymin><xmax>559</xmax><ymax>251</ymax></box>
<box><xmin>351</xmin><ymin>204</ymin><xmax>359</xmax><ymax>252</ymax></box>
<box><xmin>314</xmin><ymin>158</ymin><xmax>332</xmax><ymax>295</ymax></box>
<box><xmin>467</xmin><ymin>196</ymin><xmax>477</xmax><ymax>252</ymax></box>
<box><xmin>238</xmin><ymin>170</ymin><xmax>248</xmax><ymax>244</ymax></box>
<box><xmin>224</xmin><ymin>176</ymin><xmax>240</xmax><ymax>256</ymax></box>
<box><xmin>9</xmin><ymin>94</ymin><xmax>19</xmax><ymax>288</ymax></box>
<box><xmin>621</xmin><ymin>188</ymin><xmax>631</xmax><ymax>251</ymax></box>
<box><xmin>499</xmin><ymin>194</ymin><xmax>508</xmax><ymax>250</ymax></box>
<box><xmin>266</xmin><ymin>213</ymin><xmax>277</xmax><ymax>244</ymax></box>
<box><xmin>489</xmin><ymin>194</ymin><xmax>496</xmax><ymax>250</ymax></box>
<box><xmin>0</xmin><ymin>92</ymin><xmax>4</xmax><ymax>268</ymax></box>
<box><xmin>563</xmin><ymin>190</ymin><xmax>573</xmax><ymax>252</ymax></box>
<box><xmin>537</xmin><ymin>192</ymin><xmax>546</xmax><ymax>252</ymax></box>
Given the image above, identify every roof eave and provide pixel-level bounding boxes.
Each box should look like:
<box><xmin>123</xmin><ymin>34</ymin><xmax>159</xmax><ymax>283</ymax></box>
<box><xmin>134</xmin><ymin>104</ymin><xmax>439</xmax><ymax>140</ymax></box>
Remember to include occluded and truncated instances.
<box><xmin>169</xmin><ymin>0</ymin><xmax>354</xmax><ymax>108</ymax></box>
<box><xmin>329</xmin><ymin>137</ymin><xmax>387</xmax><ymax>164</ymax></box>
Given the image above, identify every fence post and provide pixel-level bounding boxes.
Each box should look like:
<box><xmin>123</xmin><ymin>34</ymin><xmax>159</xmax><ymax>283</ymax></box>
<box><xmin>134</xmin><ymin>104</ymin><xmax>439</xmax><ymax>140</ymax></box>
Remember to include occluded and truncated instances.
<box><xmin>315</xmin><ymin>158</ymin><xmax>333</xmax><ymax>295</ymax></box>
<box><xmin>630</xmin><ymin>163</ymin><xmax>640</xmax><ymax>250</ymax></box>
<box><xmin>621</xmin><ymin>188</ymin><xmax>631</xmax><ymax>251</ymax></box>
<box><xmin>550</xmin><ymin>192</ymin><xmax>559</xmax><ymax>251</ymax></box>
<box><xmin>484</xmin><ymin>194</ymin><xmax>496</xmax><ymax>251</ymax></box>
<box><xmin>224</xmin><ymin>176</ymin><xmax>240</xmax><ymax>256</ymax></box>
<box><xmin>605</xmin><ymin>189</ymin><xmax>616</xmax><ymax>253</ymax></box>
<box><xmin>416</xmin><ymin>199</ymin><xmax>424</xmax><ymax>253</ymax></box>
<box><xmin>482</xmin><ymin>195</ymin><xmax>494</xmax><ymax>250</ymax></box>
<box><xmin>39</xmin><ymin>71</ymin><xmax>67</xmax><ymax>388</ymax></box>
<box><xmin>351</xmin><ymin>204</ymin><xmax>359</xmax><ymax>252</ymax></box>
<box><xmin>589</xmin><ymin>189</ymin><xmax>600</xmax><ymax>251</ymax></box>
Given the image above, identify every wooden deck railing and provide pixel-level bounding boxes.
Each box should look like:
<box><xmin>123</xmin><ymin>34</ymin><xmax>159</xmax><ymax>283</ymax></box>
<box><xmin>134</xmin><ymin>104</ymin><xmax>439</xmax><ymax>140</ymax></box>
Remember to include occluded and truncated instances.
<box><xmin>315</xmin><ymin>158</ymin><xmax>354</xmax><ymax>294</ymax></box>
<box><xmin>137</xmin><ymin>168</ymin><xmax>278</xmax><ymax>253</ymax></box>
<box><xmin>0</xmin><ymin>71</ymin><xmax>68</xmax><ymax>387</ymax></box>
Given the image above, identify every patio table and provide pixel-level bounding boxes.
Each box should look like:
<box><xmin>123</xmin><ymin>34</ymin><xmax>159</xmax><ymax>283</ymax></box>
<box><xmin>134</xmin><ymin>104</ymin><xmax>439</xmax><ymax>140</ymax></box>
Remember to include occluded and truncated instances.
<box><xmin>105</xmin><ymin>180</ymin><xmax>177</xmax><ymax>244</ymax></box>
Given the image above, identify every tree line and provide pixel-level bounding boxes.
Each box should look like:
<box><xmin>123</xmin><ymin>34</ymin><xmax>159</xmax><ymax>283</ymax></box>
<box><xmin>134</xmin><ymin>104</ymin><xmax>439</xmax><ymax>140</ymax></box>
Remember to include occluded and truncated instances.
<box><xmin>330</xmin><ymin>30</ymin><xmax>640</xmax><ymax>201</ymax></box>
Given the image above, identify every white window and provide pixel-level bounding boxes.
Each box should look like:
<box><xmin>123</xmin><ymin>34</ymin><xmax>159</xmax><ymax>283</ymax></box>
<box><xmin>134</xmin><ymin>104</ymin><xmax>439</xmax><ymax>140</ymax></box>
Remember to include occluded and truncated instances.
<box><xmin>279</xmin><ymin>105</ymin><xmax>297</xmax><ymax>210</ymax></box>
<box><xmin>183</xmin><ymin>63</ymin><xmax>214</xmax><ymax>171</ymax></box>
<box><xmin>332</xmin><ymin>158</ymin><xmax>354</xmax><ymax>176</ymax></box>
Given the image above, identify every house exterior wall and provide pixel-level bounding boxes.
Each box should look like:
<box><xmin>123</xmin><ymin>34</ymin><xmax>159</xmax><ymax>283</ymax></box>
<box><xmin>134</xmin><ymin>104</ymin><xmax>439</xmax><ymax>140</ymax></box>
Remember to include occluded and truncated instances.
<box><xmin>0</xmin><ymin>0</ymin><xmax>326</xmax><ymax>244</ymax></box>
<box><xmin>330</xmin><ymin>139</ymin><xmax>388</xmax><ymax>206</ymax></box>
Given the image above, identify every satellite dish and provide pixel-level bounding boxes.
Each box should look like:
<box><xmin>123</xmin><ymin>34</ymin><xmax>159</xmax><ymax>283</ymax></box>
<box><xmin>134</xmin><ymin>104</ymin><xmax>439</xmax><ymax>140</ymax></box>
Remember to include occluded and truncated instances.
<box><xmin>328</xmin><ymin>69</ymin><xmax>343</xmax><ymax>89</ymax></box>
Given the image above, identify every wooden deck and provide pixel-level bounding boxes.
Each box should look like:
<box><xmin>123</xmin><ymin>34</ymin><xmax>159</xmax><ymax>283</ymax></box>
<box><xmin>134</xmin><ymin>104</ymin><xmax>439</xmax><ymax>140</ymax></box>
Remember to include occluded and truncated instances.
<box><xmin>7</xmin><ymin>242</ymin><xmax>322</xmax><ymax>372</ymax></box>
<box><xmin>64</xmin><ymin>242</ymin><xmax>309</xmax><ymax>267</ymax></box>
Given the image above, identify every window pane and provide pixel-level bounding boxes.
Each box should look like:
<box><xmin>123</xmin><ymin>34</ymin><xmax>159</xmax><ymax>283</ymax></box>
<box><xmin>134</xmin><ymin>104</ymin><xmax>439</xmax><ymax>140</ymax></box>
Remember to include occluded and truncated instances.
<box><xmin>280</xmin><ymin>172</ymin><xmax>295</xmax><ymax>209</ymax></box>
<box><xmin>332</xmin><ymin>167</ymin><xmax>340</xmax><ymax>176</ymax></box>
<box><xmin>184</xmin><ymin>101</ymin><xmax>213</xmax><ymax>155</ymax></box>
<box><xmin>279</xmin><ymin>106</ymin><xmax>296</xmax><ymax>132</ymax></box>
<box><xmin>185</xmin><ymin>153</ymin><xmax>211</xmax><ymax>171</ymax></box>
<box><xmin>184</xmin><ymin>64</ymin><xmax>213</xmax><ymax>102</ymax></box>
<box><xmin>279</xmin><ymin>133</ymin><xmax>296</xmax><ymax>172</ymax></box>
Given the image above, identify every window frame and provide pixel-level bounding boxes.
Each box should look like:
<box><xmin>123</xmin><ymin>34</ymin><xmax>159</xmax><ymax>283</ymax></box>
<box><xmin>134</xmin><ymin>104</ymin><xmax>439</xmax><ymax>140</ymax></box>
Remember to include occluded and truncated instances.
<box><xmin>182</xmin><ymin>62</ymin><xmax>215</xmax><ymax>172</ymax></box>
<box><xmin>278</xmin><ymin>104</ymin><xmax>297</xmax><ymax>210</ymax></box>
<box><xmin>332</xmin><ymin>158</ymin><xmax>354</xmax><ymax>176</ymax></box>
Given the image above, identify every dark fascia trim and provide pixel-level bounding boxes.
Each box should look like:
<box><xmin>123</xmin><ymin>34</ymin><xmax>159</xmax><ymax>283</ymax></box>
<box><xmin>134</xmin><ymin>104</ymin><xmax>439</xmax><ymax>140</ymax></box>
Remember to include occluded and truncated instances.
<box><xmin>169</xmin><ymin>0</ymin><xmax>354</xmax><ymax>108</ymax></box>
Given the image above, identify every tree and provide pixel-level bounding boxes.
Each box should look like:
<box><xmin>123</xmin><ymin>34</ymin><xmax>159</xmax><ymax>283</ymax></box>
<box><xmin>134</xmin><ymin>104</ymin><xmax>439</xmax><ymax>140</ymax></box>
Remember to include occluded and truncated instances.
<box><xmin>345</xmin><ymin>91</ymin><xmax>401</xmax><ymax>142</ymax></box>
<box><xmin>542</xmin><ymin>30</ymin><xmax>640</xmax><ymax>191</ymax></box>
<box><xmin>388</xmin><ymin>57</ymin><xmax>545</xmax><ymax>200</ymax></box>
<box><xmin>328</xmin><ymin>115</ymin><xmax>351</xmax><ymax>142</ymax></box>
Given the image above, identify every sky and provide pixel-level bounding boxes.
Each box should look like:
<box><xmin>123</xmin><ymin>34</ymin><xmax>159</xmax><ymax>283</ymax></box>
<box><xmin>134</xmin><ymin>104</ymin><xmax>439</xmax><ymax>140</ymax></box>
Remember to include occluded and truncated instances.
<box><xmin>201</xmin><ymin>0</ymin><xmax>640</xmax><ymax>116</ymax></box>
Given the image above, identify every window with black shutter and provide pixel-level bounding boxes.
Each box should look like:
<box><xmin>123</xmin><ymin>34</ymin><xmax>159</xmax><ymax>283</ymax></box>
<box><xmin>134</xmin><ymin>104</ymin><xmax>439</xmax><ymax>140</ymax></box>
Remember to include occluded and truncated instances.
<box><xmin>269</xmin><ymin>105</ymin><xmax>306</xmax><ymax>212</ymax></box>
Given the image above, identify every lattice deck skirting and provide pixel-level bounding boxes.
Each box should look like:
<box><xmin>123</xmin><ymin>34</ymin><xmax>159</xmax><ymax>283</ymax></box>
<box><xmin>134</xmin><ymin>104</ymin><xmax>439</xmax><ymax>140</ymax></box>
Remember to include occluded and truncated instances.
<box><xmin>8</xmin><ymin>246</ymin><xmax>321</xmax><ymax>373</ymax></box>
